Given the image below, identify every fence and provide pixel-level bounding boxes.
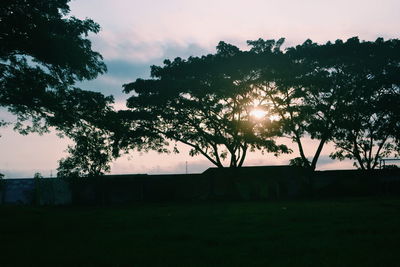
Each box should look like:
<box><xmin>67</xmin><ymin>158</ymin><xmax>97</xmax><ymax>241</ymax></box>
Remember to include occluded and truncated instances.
<box><xmin>1</xmin><ymin>166</ymin><xmax>399</xmax><ymax>205</ymax></box>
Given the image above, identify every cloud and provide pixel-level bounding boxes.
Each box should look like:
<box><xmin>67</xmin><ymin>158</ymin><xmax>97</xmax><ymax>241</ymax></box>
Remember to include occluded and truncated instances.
<box><xmin>91</xmin><ymin>29</ymin><xmax>212</xmax><ymax>63</ymax></box>
<box><xmin>76</xmin><ymin>59</ymin><xmax>152</xmax><ymax>101</ymax></box>
<box><xmin>73</xmin><ymin>0</ymin><xmax>400</xmax><ymax>65</ymax></box>
<box><xmin>77</xmin><ymin>42</ymin><xmax>211</xmax><ymax>101</ymax></box>
<box><xmin>106</xmin><ymin>60</ymin><xmax>152</xmax><ymax>79</ymax></box>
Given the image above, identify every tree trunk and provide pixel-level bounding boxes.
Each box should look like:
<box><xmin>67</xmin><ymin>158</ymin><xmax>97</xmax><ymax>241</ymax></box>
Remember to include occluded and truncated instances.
<box><xmin>310</xmin><ymin>138</ymin><xmax>327</xmax><ymax>171</ymax></box>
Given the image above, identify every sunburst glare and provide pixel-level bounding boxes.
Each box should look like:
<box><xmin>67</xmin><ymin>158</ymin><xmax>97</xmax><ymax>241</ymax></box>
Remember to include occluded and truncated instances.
<box><xmin>250</xmin><ymin>108</ymin><xmax>267</xmax><ymax>119</ymax></box>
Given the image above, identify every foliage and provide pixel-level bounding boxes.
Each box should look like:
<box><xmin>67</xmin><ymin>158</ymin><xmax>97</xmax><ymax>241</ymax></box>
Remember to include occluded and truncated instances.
<box><xmin>55</xmin><ymin>98</ymin><xmax>166</xmax><ymax>177</ymax></box>
<box><xmin>123</xmin><ymin>41</ymin><xmax>290</xmax><ymax>167</ymax></box>
<box><xmin>111</xmin><ymin>109</ymin><xmax>171</xmax><ymax>156</ymax></box>
<box><xmin>251</xmin><ymin>37</ymin><xmax>400</xmax><ymax>170</ymax></box>
<box><xmin>0</xmin><ymin>0</ymin><xmax>125</xmax><ymax>176</ymax></box>
<box><xmin>289</xmin><ymin>157</ymin><xmax>311</xmax><ymax>168</ymax></box>
<box><xmin>33</xmin><ymin>172</ymin><xmax>43</xmax><ymax>179</ymax></box>
<box><xmin>245</xmin><ymin>38</ymin><xmax>323</xmax><ymax>170</ymax></box>
<box><xmin>316</xmin><ymin>38</ymin><xmax>400</xmax><ymax>170</ymax></box>
<box><xmin>57</xmin><ymin>126</ymin><xmax>114</xmax><ymax>177</ymax></box>
<box><xmin>0</xmin><ymin>120</ymin><xmax>9</xmax><ymax>137</ymax></box>
<box><xmin>252</xmin><ymin>38</ymin><xmax>361</xmax><ymax>170</ymax></box>
<box><xmin>56</xmin><ymin>94</ymin><xmax>118</xmax><ymax>178</ymax></box>
<box><xmin>0</xmin><ymin>0</ymin><xmax>107</xmax><ymax>134</ymax></box>
<box><xmin>122</xmin><ymin>37</ymin><xmax>400</xmax><ymax>170</ymax></box>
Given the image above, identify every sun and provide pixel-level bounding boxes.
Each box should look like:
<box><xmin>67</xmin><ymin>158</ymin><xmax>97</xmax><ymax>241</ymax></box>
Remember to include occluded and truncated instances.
<box><xmin>250</xmin><ymin>108</ymin><xmax>267</xmax><ymax>119</ymax></box>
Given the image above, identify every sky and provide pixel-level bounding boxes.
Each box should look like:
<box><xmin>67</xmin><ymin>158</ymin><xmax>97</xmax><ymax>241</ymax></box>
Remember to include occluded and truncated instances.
<box><xmin>1</xmin><ymin>0</ymin><xmax>399</xmax><ymax>177</ymax></box>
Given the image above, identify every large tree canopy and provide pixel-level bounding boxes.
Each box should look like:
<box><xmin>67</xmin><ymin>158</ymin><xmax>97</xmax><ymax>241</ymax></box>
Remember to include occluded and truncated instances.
<box><xmin>0</xmin><ymin>0</ymin><xmax>107</xmax><ymax>133</ymax></box>
<box><xmin>253</xmin><ymin>38</ymin><xmax>357</xmax><ymax>171</ymax></box>
<box><xmin>123</xmin><ymin>41</ymin><xmax>290</xmax><ymax>168</ymax></box>
<box><xmin>239</xmin><ymin>38</ymin><xmax>323</xmax><ymax>170</ymax></box>
<box><xmin>271</xmin><ymin>37</ymin><xmax>400</xmax><ymax>170</ymax></box>
<box><xmin>123</xmin><ymin>37</ymin><xmax>400</xmax><ymax>170</ymax></box>
<box><xmin>241</xmin><ymin>37</ymin><xmax>400</xmax><ymax>170</ymax></box>
<box><xmin>313</xmin><ymin>37</ymin><xmax>400</xmax><ymax>170</ymax></box>
<box><xmin>0</xmin><ymin>0</ymin><xmax>122</xmax><ymax>177</ymax></box>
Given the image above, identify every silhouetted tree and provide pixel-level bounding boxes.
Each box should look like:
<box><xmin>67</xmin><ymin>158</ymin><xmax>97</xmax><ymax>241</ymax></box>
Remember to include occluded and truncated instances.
<box><xmin>244</xmin><ymin>38</ymin><xmax>336</xmax><ymax>171</ymax></box>
<box><xmin>325</xmin><ymin>38</ymin><xmax>400</xmax><ymax>170</ymax></box>
<box><xmin>0</xmin><ymin>120</ymin><xmax>8</xmax><ymax>137</ymax></box>
<box><xmin>0</xmin><ymin>0</ymin><xmax>106</xmax><ymax>134</ymax></box>
<box><xmin>289</xmin><ymin>157</ymin><xmax>311</xmax><ymax>168</ymax></box>
<box><xmin>56</xmin><ymin>107</ymin><xmax>168</xmax><ymax>177</ymax></box>
<box><xmin>121</xmin><ymin>37</ymin><xmax>399</xmax><ymax>171</ymax></box>
<box><xmin>231</xmin><ymin>37</ymin><xmax>400</xmax><ymax>171</ymax></box>
<box><xmin>0</xmin><ymin>0</ymin><xmax>124</xmax><ymax>176</ymax></box>
<box><xmin>57</xmin><ymin>126</ymin><xmax>113</xmax><ymax>177</ymax></box>
<box><xmin>123</xmin><ymin>42</ymin><xmax>290</xmax><ymax>168</ymax></box>
<box><xmin>112</xmin><ymin>109</ymin><xmax>170</xmax><ymax>155</ymax></box>
<box><xmin>281</xmin><ymin>37</ymin><xmax>400</xmax><ymax>170</ymax></box>
<box><xmin>56</xmin><ymin>92</ymin><xmax>117</xmax><ymax>177</ymax></box>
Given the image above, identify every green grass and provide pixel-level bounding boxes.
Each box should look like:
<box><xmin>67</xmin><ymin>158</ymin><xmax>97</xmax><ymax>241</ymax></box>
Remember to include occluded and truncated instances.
<box><xmin>1</xmin><ymin>197</ymin><xmax>400</xmax><ymax>266</ymax></box>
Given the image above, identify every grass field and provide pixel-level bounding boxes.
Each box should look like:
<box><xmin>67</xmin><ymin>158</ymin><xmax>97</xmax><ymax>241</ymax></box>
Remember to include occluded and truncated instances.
<box><xmin>1</xmin><ymin>197</ymin><xmax>400</xmax><ymax>266</ymax></box>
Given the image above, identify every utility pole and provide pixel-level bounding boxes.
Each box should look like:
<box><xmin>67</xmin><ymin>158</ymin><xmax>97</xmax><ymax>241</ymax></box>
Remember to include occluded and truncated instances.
<box><xmin>185</xmin><ymin>161</ymin><xmax>188</xmax><ymax>174</ymax></box>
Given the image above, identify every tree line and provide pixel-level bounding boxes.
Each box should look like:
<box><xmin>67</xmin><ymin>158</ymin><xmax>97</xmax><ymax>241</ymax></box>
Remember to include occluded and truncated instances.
<box><xmin>1</xmin><ymin>0</ymin><xmax>399</xmax><ymax>177</ymax></box>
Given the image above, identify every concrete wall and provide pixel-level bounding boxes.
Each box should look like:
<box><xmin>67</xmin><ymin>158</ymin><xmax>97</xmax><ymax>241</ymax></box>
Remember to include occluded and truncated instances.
<box><xmin>1</xmin><ymin>167</ymin><xmax>399</xmax><ymax>205</ymax></box>
<box><xmin>2</xmin><ymin>179</ymin><xmax>35</xmax><ymax>204</ymax></box>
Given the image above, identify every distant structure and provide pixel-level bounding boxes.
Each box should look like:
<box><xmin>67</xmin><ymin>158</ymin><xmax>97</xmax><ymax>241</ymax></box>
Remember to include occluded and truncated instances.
<box><xmin>380</xmin><ymin>158</ymin><xmax>400</xmax><ymax>169</ymax></box>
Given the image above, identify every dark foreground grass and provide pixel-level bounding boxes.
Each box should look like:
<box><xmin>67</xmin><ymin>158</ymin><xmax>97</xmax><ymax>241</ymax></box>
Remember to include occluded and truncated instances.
<box><xmin>1</xmin><ymin>197</ymin><xmax>400</xmax><ymax>266</ymax></box>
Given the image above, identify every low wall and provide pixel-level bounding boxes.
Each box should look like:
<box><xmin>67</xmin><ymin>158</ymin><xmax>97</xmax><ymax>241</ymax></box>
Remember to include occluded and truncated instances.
<box><xmin>311</xmin><ymin>169</ymin><xmax>400</xmax><ymax>197</ymax></box>
<box><xmin>1</xmin><ymin>167</ymin><xmax>399</xmax><ymax>205</ymax></box>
